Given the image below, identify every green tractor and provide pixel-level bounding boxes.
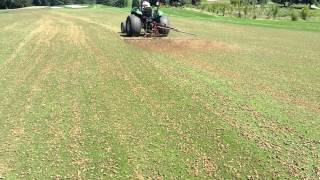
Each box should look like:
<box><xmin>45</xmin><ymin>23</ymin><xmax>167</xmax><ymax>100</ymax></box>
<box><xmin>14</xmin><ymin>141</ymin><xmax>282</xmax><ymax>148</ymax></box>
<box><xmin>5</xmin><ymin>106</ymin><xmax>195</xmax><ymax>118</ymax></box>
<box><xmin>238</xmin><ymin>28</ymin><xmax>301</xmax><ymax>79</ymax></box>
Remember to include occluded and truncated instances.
<box><xmin>121</xmin><ymin>0</ymin><xmax>170</xmax><ymax>37</ymax></box>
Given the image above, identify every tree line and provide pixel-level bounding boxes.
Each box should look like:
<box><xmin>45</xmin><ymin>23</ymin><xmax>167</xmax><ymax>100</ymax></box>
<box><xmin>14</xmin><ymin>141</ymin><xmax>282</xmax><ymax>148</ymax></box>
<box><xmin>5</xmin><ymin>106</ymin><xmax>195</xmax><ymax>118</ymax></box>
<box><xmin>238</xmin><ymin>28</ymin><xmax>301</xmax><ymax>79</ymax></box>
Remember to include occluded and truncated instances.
<box><xmin>0</xmin><ymin>0</ymin><xmax>128</xmax><ymax>9</ymax></box>
<box><xmin>1</xmin><ymin>0</ymin><xmax>318</xmax><ymax>9</ymax></box>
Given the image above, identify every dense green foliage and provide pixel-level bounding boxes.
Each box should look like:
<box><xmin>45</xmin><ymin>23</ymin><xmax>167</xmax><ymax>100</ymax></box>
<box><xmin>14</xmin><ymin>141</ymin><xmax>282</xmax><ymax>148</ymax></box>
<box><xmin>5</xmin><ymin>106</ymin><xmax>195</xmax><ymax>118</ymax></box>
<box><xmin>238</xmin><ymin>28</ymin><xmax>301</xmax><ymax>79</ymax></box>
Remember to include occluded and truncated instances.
<box><xmin>290</xmin><ymin>8</ymin><xmax>298</xmax><ymax>20</ymax></box>
<box><xmin>1</xmin><ymin>0</ymin><xmax>318</xmax><ymax>10</ymax></box>
<box><xmin>0</xmin><ymin>0</ymin><xmax>94</xmax><ymax>8</ymax></box>
<box><xmin>300</xmin><ymin>6</ymin><xmax>311</xmax><ymax>19</ymax></box>
<box><xmin>97</xmin><ymin>0</ymin><xmax>127</xmax><ymax>7</ymax></box>
<box><xmin>0</xmin><ymin>0</ymin><xmax>32</xmax><ymax>8</ymax></box>
<box><xmin>272</xmin><ymin>0</ymin><xmax>319</xmax><ymax>7</ymax></box>
<box><xmin>189</xmin><ymin>0</ymin><xmax>319</xmax><ymax>21</ymax></box>
<box><xmin>0</xmin><ymin>0</ymin><xmax>128</xmax><ymax>9</ymax></box>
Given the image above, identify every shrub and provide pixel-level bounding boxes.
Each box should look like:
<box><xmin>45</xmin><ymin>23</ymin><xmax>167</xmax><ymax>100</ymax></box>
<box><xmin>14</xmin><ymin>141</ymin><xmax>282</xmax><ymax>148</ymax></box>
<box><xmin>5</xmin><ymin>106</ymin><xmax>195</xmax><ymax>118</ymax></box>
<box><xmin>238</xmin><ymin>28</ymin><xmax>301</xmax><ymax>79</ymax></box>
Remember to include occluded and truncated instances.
<box><xmin>230</xmin><ymin>0</ymin><xmax>241</xmax><ymax>6</ymax></box>
<box><xmin>243</xmin><ymin>5</ymin><xmax>249</xmax><ymax>17</ymax></box>
<box><xmin>252</xmin><ymin>6</ymin><xmax>257</xmax><ymax>19</ymax></box>
<box><xmin>271</xmin><ymin>5</ymin><xmax>279</xmax><ymax>19</ymax></box>
<box><xmin>266</xmin><ymin>5</ymin><xmax>279</xmax><ymax>19</ymax></box>
<box><xmin>252</xmin><ymin>14</ymin><xmax>257</xmax><ymax>19</ymax></box>
<box><xmin>220</xmin><ymin>4</ymin><xmax>227</xmax><ymax>16</ymax></box>
<box><xmin>237</xmin><ymin>8</ymin><xmax>241</xmax><ymax>18</ymax></box>
<box><xmin>228</xmin><ymin>5</ymin><xmax>234</xmax><ymax>15</ymax></box>
<box><xmin>290</xmin><ymin>9</ymin><xmax>298</xmax><ymax>21</ymax></box>
<box><xmin>205</xmin><ymin>2</ymin><xmax>231</xmax><ymax>16</ymax></box>
<box><xmin>208</xmin><ymin>3</ymin><xmax>217</xmax><ymax>13</ymax></box>
<box><xmin>200</xmin><ymin>3</ymin><xmax>207</xmax><ymax>11</ymax></box>
<box><xmin>300</xmin><ymin>6</ymin><xmax>310</xmax><ymax>20</ymax></box>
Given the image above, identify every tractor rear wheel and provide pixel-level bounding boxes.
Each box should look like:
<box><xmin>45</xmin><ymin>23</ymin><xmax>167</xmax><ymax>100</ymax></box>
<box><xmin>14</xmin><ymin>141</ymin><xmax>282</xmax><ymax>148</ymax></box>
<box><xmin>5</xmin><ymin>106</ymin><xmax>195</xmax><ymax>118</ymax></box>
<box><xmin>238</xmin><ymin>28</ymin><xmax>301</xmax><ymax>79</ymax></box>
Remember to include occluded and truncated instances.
<box><xmin>121</xmin><ymin>22</ymin><xmax>126</xmax><ymax>33</ymax></box>
<box><xmin>126</xmin><ymin>15</ymin><xmax>141</xmax><ymax>37</ymax></box>
<box><xmin>159</xmin><ymin>16</ymin><xmax>170</xmax><ymax>36</ymax></box>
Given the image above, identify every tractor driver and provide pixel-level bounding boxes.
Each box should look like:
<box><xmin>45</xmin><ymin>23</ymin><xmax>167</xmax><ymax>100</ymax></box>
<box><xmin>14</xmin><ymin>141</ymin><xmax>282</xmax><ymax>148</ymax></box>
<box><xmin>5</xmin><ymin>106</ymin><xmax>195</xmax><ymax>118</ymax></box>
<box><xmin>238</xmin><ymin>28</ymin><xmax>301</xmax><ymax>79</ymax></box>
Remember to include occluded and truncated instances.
<box><xmin>141</xmin><ymin>0</ymin><xmax>151</xmax><ymax>10</ymax></box>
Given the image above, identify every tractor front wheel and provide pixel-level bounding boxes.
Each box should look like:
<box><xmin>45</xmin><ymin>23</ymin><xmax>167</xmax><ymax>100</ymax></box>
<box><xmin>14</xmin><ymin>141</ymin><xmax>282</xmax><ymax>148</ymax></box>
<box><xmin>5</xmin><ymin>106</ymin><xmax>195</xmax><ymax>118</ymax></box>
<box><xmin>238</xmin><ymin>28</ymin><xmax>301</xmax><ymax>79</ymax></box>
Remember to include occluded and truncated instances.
<box><xmin>159</xmin><ymin>16</ymin><xmax>170</xmax><ymax>36</ymax></box>
<box><xmin>126</xmin><ymin>15</ymin><xmax>141</xmax><ymax>37</ymax></box>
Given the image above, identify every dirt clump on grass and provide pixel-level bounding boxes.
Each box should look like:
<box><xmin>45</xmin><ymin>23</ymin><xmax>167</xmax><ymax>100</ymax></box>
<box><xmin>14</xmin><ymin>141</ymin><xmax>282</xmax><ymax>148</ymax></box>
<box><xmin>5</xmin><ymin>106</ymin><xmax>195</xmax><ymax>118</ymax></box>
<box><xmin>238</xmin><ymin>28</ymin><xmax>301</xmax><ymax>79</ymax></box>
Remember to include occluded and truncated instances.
<box><xmin>125</xmin><ymin>39</ymin><xmax>235</xmax><ymax>53</ymax></box>
<box><xmin>10</xmin><ymin>127</ymin><xmax>25</xmax><ymax>137</ymax></box>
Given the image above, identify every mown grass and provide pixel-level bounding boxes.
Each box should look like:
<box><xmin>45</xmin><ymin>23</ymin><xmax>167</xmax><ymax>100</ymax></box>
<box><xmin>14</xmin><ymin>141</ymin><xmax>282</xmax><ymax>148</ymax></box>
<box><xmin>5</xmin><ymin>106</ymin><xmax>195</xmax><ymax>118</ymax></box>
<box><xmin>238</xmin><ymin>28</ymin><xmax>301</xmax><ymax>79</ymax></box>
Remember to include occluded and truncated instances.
<box><xmin>0</xmin><ymin>7</ymin><xmax>319</xmax><ymax>179</ymax></box>
<box><xmin>161</xmin><ymin>7</ymin><xmax>320</xmax><ymax>32</ymax></box>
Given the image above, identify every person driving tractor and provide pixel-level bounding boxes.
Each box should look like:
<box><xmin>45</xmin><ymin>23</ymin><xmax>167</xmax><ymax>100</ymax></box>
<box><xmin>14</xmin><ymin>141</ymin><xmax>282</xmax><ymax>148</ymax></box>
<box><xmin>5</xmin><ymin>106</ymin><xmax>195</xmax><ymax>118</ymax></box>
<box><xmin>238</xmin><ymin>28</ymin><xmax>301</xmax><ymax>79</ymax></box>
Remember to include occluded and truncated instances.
<box><xmin>141</xmin><ymin>0</ymin><xmax>151</xmax><ymax>10</ymax></box>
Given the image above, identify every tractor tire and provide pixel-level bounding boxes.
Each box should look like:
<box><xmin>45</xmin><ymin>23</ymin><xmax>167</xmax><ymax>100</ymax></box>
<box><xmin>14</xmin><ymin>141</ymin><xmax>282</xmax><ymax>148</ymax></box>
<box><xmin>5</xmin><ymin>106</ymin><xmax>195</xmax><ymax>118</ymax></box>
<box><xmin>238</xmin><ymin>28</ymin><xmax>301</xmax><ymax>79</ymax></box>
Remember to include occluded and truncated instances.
<box><xmin>121</xmin><ymin>22</ymin><xmax>126</xmax><ymax>33</ymax></box>
<box><xmin>126</xmin><ymin>15</ymin><xmax>141</xmax><ymax>37</ymax></box>
<box><xmin>159</xmin><ymin>16</ymin><xmax>170</xmax><ymax>36</ymax></box>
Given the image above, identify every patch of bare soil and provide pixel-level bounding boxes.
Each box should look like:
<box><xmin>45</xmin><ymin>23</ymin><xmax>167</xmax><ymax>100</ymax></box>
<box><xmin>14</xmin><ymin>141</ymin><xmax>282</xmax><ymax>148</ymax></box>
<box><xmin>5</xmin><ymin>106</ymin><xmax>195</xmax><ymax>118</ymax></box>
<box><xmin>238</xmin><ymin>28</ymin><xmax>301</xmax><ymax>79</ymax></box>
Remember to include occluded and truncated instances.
<box><xmin>125</xmin><ymin>39</ymin><xmax>235</xmax><ymax>53</ymax></box>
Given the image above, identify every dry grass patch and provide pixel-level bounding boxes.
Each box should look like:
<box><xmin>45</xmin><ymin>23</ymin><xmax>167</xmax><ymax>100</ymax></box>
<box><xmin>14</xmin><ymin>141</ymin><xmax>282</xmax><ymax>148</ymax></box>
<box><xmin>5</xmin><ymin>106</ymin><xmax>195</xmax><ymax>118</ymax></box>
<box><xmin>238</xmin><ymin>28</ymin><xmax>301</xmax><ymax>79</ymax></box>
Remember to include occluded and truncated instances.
<box><xmin>0</xmin><ymin>163</ymin><xmax>10</xmax><ymax>178</ymax></box>
<box><xmin>10</xmin><ymin>127</ymin><xmax>25</xmax><ymax>137</ymax></box>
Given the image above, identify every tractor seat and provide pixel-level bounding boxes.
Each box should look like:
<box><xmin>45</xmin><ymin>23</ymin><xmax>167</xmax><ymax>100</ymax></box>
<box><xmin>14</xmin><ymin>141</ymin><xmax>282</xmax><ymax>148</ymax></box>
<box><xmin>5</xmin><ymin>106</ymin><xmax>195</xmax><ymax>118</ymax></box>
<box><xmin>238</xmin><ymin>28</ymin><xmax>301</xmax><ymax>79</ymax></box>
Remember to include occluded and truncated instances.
<box><xmin>142</xmin><ymin>7</ymin><xmax>152</xmax><ymax>17</ymax></box>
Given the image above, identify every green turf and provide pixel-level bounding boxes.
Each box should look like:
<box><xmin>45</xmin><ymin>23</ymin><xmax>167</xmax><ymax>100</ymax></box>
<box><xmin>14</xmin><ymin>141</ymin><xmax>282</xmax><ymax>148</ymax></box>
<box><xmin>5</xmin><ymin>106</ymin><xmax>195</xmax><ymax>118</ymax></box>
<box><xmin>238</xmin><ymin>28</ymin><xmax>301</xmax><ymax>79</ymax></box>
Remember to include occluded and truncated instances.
<box><xmin>162</xmin><ymin>7</ymin><xmax>320</xmax><ymax>32</ymax></box>
<box><xmin>0</xmin><ymin>7</ymin><xmax>319</xmax><ymax>179</ymax></box>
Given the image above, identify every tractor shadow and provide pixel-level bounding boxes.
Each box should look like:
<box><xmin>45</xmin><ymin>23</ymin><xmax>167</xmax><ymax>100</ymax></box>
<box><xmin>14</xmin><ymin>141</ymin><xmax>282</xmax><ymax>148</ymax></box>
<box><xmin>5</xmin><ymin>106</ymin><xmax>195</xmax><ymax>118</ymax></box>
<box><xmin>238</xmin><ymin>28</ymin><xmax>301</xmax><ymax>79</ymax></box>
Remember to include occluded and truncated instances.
<box><xmin>119</xmin><ymin>32</ymin><xmax>146</xmax><ymax>38</ymax></box>
<box><xmin>118</xmin><ymin>31</ymin><xmax>168</xmax><ymax>38</ymax></box>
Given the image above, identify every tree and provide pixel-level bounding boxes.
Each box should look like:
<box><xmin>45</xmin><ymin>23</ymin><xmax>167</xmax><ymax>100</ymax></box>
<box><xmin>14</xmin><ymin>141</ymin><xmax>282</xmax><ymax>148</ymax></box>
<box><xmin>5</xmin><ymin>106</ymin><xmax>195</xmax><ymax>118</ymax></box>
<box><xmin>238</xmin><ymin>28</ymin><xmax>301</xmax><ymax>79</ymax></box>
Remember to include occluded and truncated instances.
<box><xmin>0</xmin><ymin>0</ymin><xmax>15</xmax><ymax>8</ymax></box>
<box><xmin>13</xmin><ymin>0</ymin><xmax>32</xmax><ymax>8</ymax></box>
<box><xmin>169</xmin><ymin>0</ymin><xmax>188</xmax><ymax>6</ymax></box>
<box><xmin>48</xmin><ymin>0</ymin><xmax>63</xmax><ymax>6</ymax></box>
<box><xmin>40</xmin><ymin>0</ymin><xmax>48</xmax><ymax>5</ymax></box>
<box><xmin>131</xmin><ymin>0</ymin><xmax>139</xmax><ymax>7</ymax></box>
<box><xmin>33</xmin><ymin>0</ymin><xmax>41</xmax><ymax>5</ymax></box>
<box><xmin>114</xmin><ymin>0</ymin><xmax>127</xmax><ymax>7</ymax></box>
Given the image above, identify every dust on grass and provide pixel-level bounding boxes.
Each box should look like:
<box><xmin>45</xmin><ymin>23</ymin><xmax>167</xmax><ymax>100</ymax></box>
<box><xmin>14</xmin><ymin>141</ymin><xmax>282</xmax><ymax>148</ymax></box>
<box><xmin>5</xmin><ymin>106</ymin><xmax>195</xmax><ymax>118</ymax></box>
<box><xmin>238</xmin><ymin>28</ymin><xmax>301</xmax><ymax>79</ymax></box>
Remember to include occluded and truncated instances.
<box><xmin>125</xmin><ymin>39</ymin><xmax>236</xmax><ymax>53</ymax></box>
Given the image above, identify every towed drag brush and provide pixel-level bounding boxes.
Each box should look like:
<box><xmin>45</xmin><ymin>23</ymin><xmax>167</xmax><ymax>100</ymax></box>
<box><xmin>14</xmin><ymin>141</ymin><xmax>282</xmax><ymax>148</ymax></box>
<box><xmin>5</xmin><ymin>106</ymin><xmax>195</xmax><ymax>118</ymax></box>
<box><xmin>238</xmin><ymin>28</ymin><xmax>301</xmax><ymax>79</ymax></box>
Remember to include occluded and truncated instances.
<box><xmin>121</xmin><ymin>0</ymin><xmax>195</xmax><ymax>37</ymax></box>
